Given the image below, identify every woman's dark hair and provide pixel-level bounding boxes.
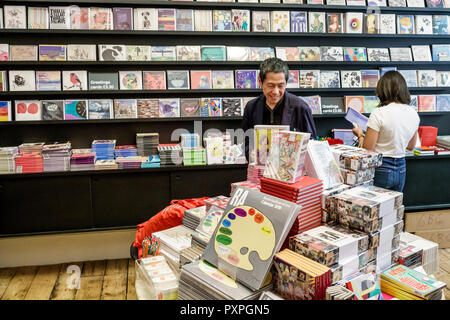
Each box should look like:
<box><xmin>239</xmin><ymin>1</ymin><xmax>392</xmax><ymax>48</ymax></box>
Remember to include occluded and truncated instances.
<box><xmin>375</xmin><ymin>70</ymin><xmax>411</xmax><ymax>106</ymax></box>
<box><xmin>259</xmin><ymin>57</ymin><xmax>289</xmax><ymax>83</ymax></box>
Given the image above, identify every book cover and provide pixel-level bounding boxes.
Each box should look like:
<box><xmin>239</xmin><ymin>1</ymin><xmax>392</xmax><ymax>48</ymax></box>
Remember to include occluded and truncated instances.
<box><xmin>36</xmin><ymin>71</ymin><xmax>61</xmax><ymax>91</ymax></box>
<box><xmin>347</xmin><ymin>0</ymin><xmax>366</xmax><ymax>4</ymax></box>
<box><xmin>89</xmin><ymin>7</ymin><xmax>112</xmax><ymax>30</ymax></box>
<box><xmin>365</xmin><ymin>14</ymin><xmax>380</xmax><ymax>34</ymax></box>
<box><xmin>254</xmin><ymin>125</ymin><xmax>290</xmax><ymax>165</ymax></box>
<box><xmin>113</xmin><ymin>7</ymin><xmax>133</xmax><ymax>30</ymax></box>
<box><xmin>0</xmin><ymin>101</ymin><xmax>12</xmax><ymax>121</ymax></box>
<box><xmin>99</xmin><ymin>45</ymin><xmax>126</xmax><ymax>61</ymax></box>
<box><xmin>158</xmin><ymin>8</ymin><xmax>175</xmax><ymax>31</ymax></box>
<box><xmin>15</xmin><ymin>100</ymin><xmax>42</xmax><ymax>120</ymax></box>
<box><xmin>327</xmin><ymin>13</ymin><xmax>343</xmax><ymax>34</ymax></box>
<box><xmin>345</xmin><ymin>96</ymin><xmax>365</xmax><ymax>113</ymax></box>
<box><xmin>119</xmin><ymin>71</ymin><xmax>143</xmax><ymax>90</ymax></box>
<box><xmin>398</xmin><ymin>70</ymin><xmax>418</xmax><ymax>87</ymax></box>
<box><xmin>176</xmin><ymin>9</ymin><xmax>194</xmax><ymax>31</ymax></box>
<box><xmin>417</xmin><ymin>70</ymin><xmax>437</xmax><ymax>87</ymax></box>
<box><xmin>298</xmin><ymin>47</ymin><xmax>321</xmax><ymax>61</ymax></box>
<box><xmin>194</xmin><ymin>10</ymin><xmax>213</xmax><ymax>31</ymax></box>
<box><xmin>253</xmin><ymin>11</ymin><xmax>271</xmax><ymax>32</ymax></box>
<box><xmin>235</xmin><ymin>70</ymin><xmax>258</xmax><ymax>89</ymax></box>
<box><xmin>326</xmin><ymin>0</ymin><xmax>346</xmax><ymax>3</ymax></box>
<box><xmin>411</xmin><ymin>45</ymin><xmax>432</xmax><ymax>61</ymax></box>
<box><xmin>28</xmin><ymin>7</ymin><xmax>49</xmax><ymax>29</ymax></box>
<box><xmin>4</xmin><ymin>5</ymin><xmax>26</xmax><ymax>29</ymax></box>
<box><xmin>341</xmin><ymin>71</ymin><xmax>362</xmax><ymax>88</ymax></box>
<box><xmin>201</xmin><ymin>46</ymin><xmax>226</xmax><ymax>61</ymax></box>
<box><xmin>167</xmin><ymin>70</ymin><xmax>190</xmax><ymax>90</ymax></box>
<box><xmin>390</xmin><ymin>48</ymin><xmax>412</xmax><ymax>61</ymax></box>
<box><xmin>271</xmin><ymin>11</ymin><xmax>290</xmax><ymax>32</ymax></box>
<box><xmin>232</xmin><ymin>10</ymin><xmax>250</xmax><ymax>32</ymax></box>
<box><xmin>321</xmin><ymin>97</ymin><xmax>345</xmax><ymax>114</ymax></box>
<box><xmin>0</xmin><ymin>72</ymin><xmax>7</xmax><ymax>91</ymax></box>
<box><xmin>367</xmin><ymin>48</ymin><xmax>391</xmax><ymax>62</ymax></box>
<box><xmin>213</xmin><ymin>10</ymin><xmax>232</xmax><ymax>31</ymax></box>
<box><xmin>200</xmin><ymin>98</ymin><xmax>222</xmax><ymax>117</ymax></box>
<box><xmin>39</xmin><ymin>45</ymin><xmax>66</xmax><ymax>61</ymax></box>
<box><xmin>88</xmin><ymin>72</ymin><xmax>118</xmax><ymax>90</ymax></box>
<box><xmin>151</xmin><ymin>46</ymin><xmax>176</xmax><ymax>61</ymax></box>
<box><xmin>437</xmin><ymin>71</ymin><xmax>450</xmax><ymax>87</ymax></box>
<box><xmin>0</xmin><ymin>44</ymin><xmax>9</xmax><ymax>61</ymax></box>
<box><xmin>250</xmin><ymin>47</ymin><xmax>275</xmax><ymax>61</ymax></box>
<box><xmin>436</xmin><ymin>95</ymin><xmax>450</xmax><ymax>111</ymax></box>
<box><xmin>320</xmin><ymin>47</ymin><xmax>343</xmax><ymax>61</ymax></box>
<box><xmin>389</xmin><ymin>0</ymin><xmax>407</xmax><ymax>5</ymax></box>
<box><xmin>303</xmin><ymin>96</ymin><xmax>322</xmax><ymax>114</ymax></box>
<box><xmin>309</xmin><ymin>12</ymin><xmax>326</xmax><ymax>33</ymax></box>
<box><xmin>70</xmin><ymin>7</ymin><xmax>90</xmax><ymax>30</ymax></box>
<box><xmin>275</xmin><ymin>47</ymin><xmax>300</xmax><ymax>61</ymax></box>
<box><xmin>191</xmin><ymin>70</ymin><xmax>212</xmax><ymax>90</ymax></box>
<box><xmin>212</xmin><ymin>70</ymin><xmax>234</xmax><ymax>89</ymax></box>
<box><xmin>143</xmin><ymin>71</ymin><xmax>166</xmax><ymax>90</ymax></box>
<box><xmin>137</xmin><ymin>99</ymin><xmax>160</xmax><ymax>118</ymax></box>
<box><xmin>344</xmin><ymin>12</ymin><xmax>363</xmax><ymax>34</ymax></box>
<box><xmin>287</xmin><ymin>70</ymin><xmax>300</xmax><ymax>88</ymax></box>
<box><xmin>380</xmin><ymin>14</ymin><xmax>396</xmax><ymax>34</ymax></box>
<box><xmin>180</xmin><ymin>98</ymin><xmax>200</xmax><ymax>117</ymax></box>
<box><xmin>426</xmin><ymin>0</ymin><xmax>444</xmax><ymax>7</ymax></box>
<box><xmin>320</xmin><ymin>71</ymin><xmax>341</xmax><ymax>88</ymax></box>
<box><xmin>49</xmin><ymin>6</ymin><xmax>70</xmax><ymax>29</ymax></box>
<box><xmin>380</xmin><ymin>67</ymin><xmax>397</xmax><ymax>77</ymax></box>
<box><xmin>134</xmin><ymin>8</ymin><xmax>158</xmax><ymax>31</ymax></box>
<box><xmin>125</xmin><ymin>45</ymin><xmax>151</xmax><ymax>61</ymax></box>
<box><xmin>397</xmin><ymin>15</ymin><xmax>415</xmax><ymax>34</ymax></box>
<box><xmin>415</xmin><ymin>15</ymin><xmax>433</xmax><ymax>34</ymax></box>
<box><xmin>407</xmin><ymin>0</ymin><xmax>425</xmax><ymax>5</ymax></box>
<box><xmin>418</xmin><ymin>95</ymin><xmax>436</xmax><ymax>111</ymax></box>
<box><xmin>344</xmin><ymin>47</ymin><xmax>367</xmax><ymax>62</ymax></box>
<box><xmin>67</xmin><ymin>44</ymin><xmax>96</xmax><ymax>61</ymax></box>
<box><xmin>227</xmin><ymin>46</ymin><xmax>250</xmax><ymax>61</ymax></box>
<box><xmin>62</xmin><ymin>70</ymin><xmax>88</xmax><ymax>91</ymax></box>
<box><xmin>410</xmin><ymin>95</ymin><xmax>418</xmax><ymax>110</ymax></box>
<box><xmin>159</xmin><ymin>98</ymin><xmax>180</xmax><ymax>117</ymax></box>
<box><xmin>299</xmin><ymin>70</ymin><xmax>320</xmax><ymax>88</ymax></box>
<box><xmin>364</xmin><ymin>96</ymin><xmax>380</xmax><ymax>113</ymax></box>
<box><xmin>9</xmin><ymin>70</ymin><xmax>36</xmax><ymax>91</ymax></box>
<box><xmin>113</xmin><ymin>99</ymin><xmax>138</xmax><ymax>119</ymax></box>
<box><xmin>64</xmin><ymin>100</ymin><xmax>87</xmax><ymax>120</ymax></box>
<box><xmin>432</xmin><ymin>15</ymin><xmax>449</xmax><ymax>35</ymax></box>
<box><xmin>41</xmin><ymin>100</ymin><xmax>64</xmax><ymax>120</ymax></box>
<box><xmin>432</xmin><ymin>44</ymin><xmax>450</xmax><ymax>61</ymax></box>
<box><xmin>87</xmin><ymin>99</ymin><xmax>113</xmax><ymax>119</ymax></box>
<box><xmin>361</xmin><ymin>70</ymin><xmax>380</xmax><ymax>88</ymax></box>
<box><xmin>222</xmin><ymin>98</ymin><xmax>243</xmax><ymax>116</ymax></box>
<box><xmin>368</xmin><ymin>0</ymin><xmax>388</xmax><ymax>5</ymax></box>
<box><xmin>9</xmin><ymin>45</ymin><xmax>38</xmax><ymax>61</ymax></box>
<box><xmin>291</xmin><ymin>11</ymin><xmax>308</xmax><ymax>33</ymax></box>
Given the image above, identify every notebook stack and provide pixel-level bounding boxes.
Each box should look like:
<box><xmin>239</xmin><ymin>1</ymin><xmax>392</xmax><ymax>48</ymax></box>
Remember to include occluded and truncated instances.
<box><xmin>399</xmin><ymin>232</ymin><xmax>439</xmax><ymax>275</ymax></box>
<box><xmin>152</xmin><ymin>225</ymin><xmax>193</xmax><ymax>270</ymax></box>
<box><xmin>203</xmin><ymin>196</ymin><xmax>229</xmax><ymax>212</ymax></box>
<box><xmin>180</xmin><ymin>245</ymin><xmax>204</xmax><ymax>267</ymax></box>
<box><xmin>115</xmin><ymin>156</ymin><xmax>143</xmax><ymax>169</ymax></box>
<box><xmin>180</xmin><ymin>133</ymin><xmax>200</xmax><ymax>148</ymax></box>
<box><xmin>114</xmin><ymin>145</ymin><xmax>138</xmax><ymax>158</ymax></box>
<box><xmin>413</xmin><ymin>146</ymin><xmax>435</xmax><ymax>156</ymax></box>
<box><xmin>94</xmin><ymin>159</ymin><xmax>118</xmax><ymax>170</ymax></box>
<box><xmin>141</xmin><ymin>155</ymin><xmax>161</xmax><ymax>168</ymax></box>
<box><xmin>18</xmin><ymin>142</ymin><xmax>45</xmax><ymax>154</ymax></box>
<box><xmin>437</xmin><ymin>135</ymin><xmax>450</xmax><ymax>149</ymax></box>
<box><xmin>182</xmin><ymin>147</ymin><xmax>206</xmax><ymax>166</ymax></box>
<box><xmin>42</xmin><ymin>142</ymin><xmax>72</xmax><ymax>172</ymax></box>
<box><xmin>191</xmin><ymin>205</ymin><xmax>224</xmax><ymax>249</ymax></box>
<box><xmin>137</xmin><ymin>133</ymin><xmax>159</xmax><ymax>157</ymax></box>
<box><xmin>14</xmin><ymin>152</ymin><xmax>44</xmax><ymax>173</ymax></box>
<box><xmin>0</xmin><ymin>147</ymin><xmax>18</xmax><ymax>173</ymax></box>
<box><xmin>230</xmin><ymin>180</ymin><xmax>260</xmax><ymax>195</ymax></box>
<box><xmin>247</xmin><ymin>163</ymin><xmax>265</xmax><ymax>184</ymax></box>
<box><xmin>182</xmin><ymin>205</ymin><xmax>207</xmax><ymax>231</ymax></box>
<box><xmin>70</xmin><ymin>149</ymin><xmax>96</xmax><ymax>171</ymax></box>
<box><xmin>273</xmin><ymin>249</ymin><xmax>331</xmax><ymax>300</ymax></box>
<box><xmin>157</xmin><ymin>144</ymin><xmax>182</xmax><ymax>166</ymax></box>
<box><xmin>91</xmin><ymin>140</ymin><xmax>116</xmax><ymax>160</ymax></box>
<box><xmin>398</xmin><ymin>242</ymin><xmax>423</xmax><ymax>269</ymax></box>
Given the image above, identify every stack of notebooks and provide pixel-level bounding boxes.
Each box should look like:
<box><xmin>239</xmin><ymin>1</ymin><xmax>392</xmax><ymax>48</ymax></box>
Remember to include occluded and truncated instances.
<box><xmin>272</xmin><ymin>249</ymin><xmax>331</xmax><ymax>300</ymax></box>
<box><xmin>115</xmin><ymin>156</ymin><xmax>143</xmax><ymax>169</ymax></box>
<box><xmin>137</xmin><ymin>133</ymin><xmax>159</xmax><ymax>156</ymax></box>
<box><xmin>380</xmin><ymin>264</ymin><xmax>446</xmax><ymax>300</ymax></box>
<box><xmin>182</xmin><ymin>147</ymin><xmax>206</xmax><ymax>166</ymax></box>
<box><xmin>437</xmin><ymin>135</ymin><xmax>450</xmax><ymax>149</ymax></box>
<box><xmin>14</xmin><ymin>152</ymin><xmax>44</xmax><ymax>173</ymax></box>
<box><xmin>91</xmin><ymin>140</ymin><xmax>116</xmax><ymax>160</ymax></box>
<box><xmin>182</xmin><ymin>205</ymin><xmax>207</xmax><ymax>231</ymax></box>
<box><xmin>230</xmin><ymin>180</ymin><xmax>260</xmax><ymax>195</ymax></box>
<box><xmin>413</xmin><ymin>146</ymin><xmax>435</xmax><ymax>156</ymax></box>
<box><xmin>246</xmin><ymin>163</ymin><xmax>265</xmax><ymax>184</ymax></box>
<box><xmin>94</xmin><ymin>159</ymin><xmax>118</xmax><ymax>170</ymax></box>
<box><xmin>141</xmin><ymin>155</ymin><xmax>161</xmax><ymax>168</ymax></box>
<box><xmin>180</xmin><ymin>245</ymin><xmax>204</xmax><ymax>267</ymax></box>
<box><xmin>42</xmin><ymin>142</ymin><xmax>72</xmax><ymax>172</ymax></box>
<box><xmin>157</xmin><ymin>144</ymin><xmax>182</xmax><ymax>166</ymax></box>
<box><xmin>18</xmin><ymin>142</ymin><xmax>44</xmax><ymax>154</ymax></box>
<box><xmin>0</xmin><ymin>147</ymin><xmax>18</xmax><ymax>173</ymax></box>
<box><xmin>70</xmin><ymin>149</ymin><xmax>96</xmax><ymax>171</ymax></box>
<box><xmin>400</xmin><ymin>232</ymin><xmax>439</xmax><ymax>275</ymax></box>
<box><xmin>180</xmin><ymin>133</ymin><xmax>200</xmax><ymax>148</ymax></box>
<box><xmin>114</xmin><ymin>145</ymin><xmax>138</xmax><ymax>158</ymax></box>
<box><xmin>191</xmin><ymin>205</ymin><xmax>224</xmax><ymax>249</ymax></box>
<box><xmin>398</xmin><ymin>242</ymin><xmax>423</xmax><ymax>269</ymax></box>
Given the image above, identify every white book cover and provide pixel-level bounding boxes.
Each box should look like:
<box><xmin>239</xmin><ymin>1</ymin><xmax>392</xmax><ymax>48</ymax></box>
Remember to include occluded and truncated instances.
<box><xmin>320</xmin><ymin>70</ymin><xmax>341</xmax><ymax>88</ymax></box>
<box><xmin>133</xmin><ymin>8</ymin><xmax>158</xmax><ymax>31</ymax></box>
<box><xmin>367</xmin><ymin>0</ymin><xmax>387</xmax><ymax>5</ymax></box>
<box><xmin>0</xmin><ymin>44</ymin><xmax>9</xmax><ymax>61</ymax></box>
<box><xmin>67</xmin><ymin>45</ymin><xmax>97</xmax><ymax>61</ymax></box>
<box><xmin>195</xmin><ymin>10</ymin><xmax>212</xmax><ymax>32</ymax></box>
<box><xmin>205</xmin><ymin>137</ymin><xmax>224</xmax><ymax>165</ymax></box>
<box><xmin>308</xmin><ymin>12</ymin><xmax>326</xmax><ymax>33</ymax></box>
<box><xmin>28</xmin><ymin>7</ymin><xmax>49</xmax><ymax>29</ymax></box>
<box><xmin>4</xmin><ymin>5</ymin><xmax>26</xmax><ymax>29</ymax></box>
<box><xmin>15</xmin><ymin>100</ymin><xmax>42</xmax><ymax>121</ymax></box>
<box><xmin>176</xmin><ymin>46</ymin><xmax>201</xmax><ymax>61</ymax></box>
<box><xmin>70</xmin><ymin>7</ymin><xmax>90</xmax><ymax>30</ymax></box>
<box><xmin>271</xmin><ymin>11</ymin><xmax>290</xmax><ymax>32</ymax></box>
<box><xmin>346</xmin><ymin>0</ymin><xmax>367</xmax><ymax>4</ymax></box>
<box><xmin>437</xmin><ymin>71</ymin><xmax>450</xmax><ymax>87</ymax></box>
<box><xmin>126</xmin><ymin>46</ymin><xmax>151</xmax><ymax>61</ymax></box>
<box><xmin>98</xmin><ymin>45</ymin><xmax>126</xmax><ymax>61</ymax></box>
<box><xmin>344</xmin><ymin>12</ymin><xmax>363</xmax><ymax>34</ymax></box>
<box><xmin>411</xmin><ymin>45</ymin><xmax>432</xmax><ymax>61</ymax></box>
<box><xmin>407</xmin><ymin>0</ymin><xmax>425</xmax><ymax>6</ymax></box>
<box><xmin>326</xmin><ymin>0</ymin><xmax>346</xmax><ymax>4</ymax></box>
<box><xmin>367</xmin><ymin>48</ymin><xmax>391</xmax><ymax>61</ymax></box>
<box><xmin>252</xmin><ymin>11</ymin><xmax>271</xmax><ymax>32</ymax></box>
<box><xmin>341</xmin><ymin>70</ymin><xmax>362</xmax><ymax>88</ymax></box>
<box><xmin>62</xmin><ymin>70</ymin><xmax>88</xmax><ymax>91</ymax></box>
<box><xmin>390</xmin><ymin>47</ymin><xmax>412</xmax><ymax>61</ymax></box>
<box><xmin>415</xmin><ymin>15</ymin><xmax>433</xmax><ymax>34</ymax></box>
<box><xmin>227</xmin><ymin>47</ymin><xmax>250</xmax><ymax>61</ymax></box>
<box><xmin>119</xmin><ymin>71</ymin><xmax>143</xmax><ymax>90</ymax></box>
<box><xmin>417</xmin><ymin>70</ymin><xmax>437</xmax><ymax>87</ymax></box>
<box><xmin>9</xmin><ymin>70</ymin><xmax>36</xmax><ymax>91</ymax></box>
<box><xmin>49</xmin><ymin>6</ymin><xmax>71</xmax><ymax>29</ymax></box>
<box><xmin>380</xmin><ymin>14</ymin><xmax>396</xmax><ymax>34</ymax></box>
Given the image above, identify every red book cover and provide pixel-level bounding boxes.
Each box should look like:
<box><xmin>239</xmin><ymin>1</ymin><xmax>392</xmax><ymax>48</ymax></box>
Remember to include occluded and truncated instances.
<box><xmin>260</xmin><ymin>176</ymin><xmax>323</xmax><ymax>192</ymax></box>
<box><xmin>418</xmin><ymin>126</ymin><xmax>438</xmax><ymax>146</ymax></box>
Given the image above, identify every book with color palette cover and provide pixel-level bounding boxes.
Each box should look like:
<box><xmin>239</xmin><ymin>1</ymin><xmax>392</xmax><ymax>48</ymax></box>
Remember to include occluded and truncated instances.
<box><xmin>63</xmin><ymin>71</ymin><xmax>88</xmax><ymax>91</ymax></box>
<box><xmin>200</xmin><ymin>98</ymin><xmax>222</xmax><ymax>117</ymax></box>
<box><xmin>0</xmin><ymin>101</ymin><xmax>12</xmax><ymax>121</ymax></box>
<box><xmin>137</xmin><ymin>99</ymin><xmax>160</xmax><ymax>118</ymax></box>
<box><xmin>64</xmin><ymin>100</ymin><xmax>87</xmax><ymax>120</ymax></box>
<box><xmin>176</xmin><ymin>9</ymin><xmax>194</xmax><ymax>31</ymax></box>
<box><xmin>202</xmin><ymin>187</ymin><xmax>301</xmax><ymax>291</ymax></box>
<box><xmin>113</xmin><ymin>7</ymin><xmax>133</xmax><ymax>30</ymax></box>
<box><xmin>87</xmin><ymin>99</ymin><xmax>113</xmax><ymax>119</ymax></box>
<box><xmin>15</xmin><ymin>101</ymin><xmax>42</xmax><ymax>120</ymax></box>
<box><xmin>143</xmin><ymin>71</ymin><xmax>166</xmax><ymax>90</ymax></box>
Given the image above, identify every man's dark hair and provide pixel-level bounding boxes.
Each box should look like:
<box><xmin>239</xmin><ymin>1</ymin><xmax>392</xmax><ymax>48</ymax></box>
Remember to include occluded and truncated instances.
<box><xmin>376</xmin><ymin>70</ymin><xmax>411</xmax><ymax>106</ymax></box>
<box><xmin>259</xmin><ymin>57</ymin><xmax>289</xmax><ymax>83</ymax></box>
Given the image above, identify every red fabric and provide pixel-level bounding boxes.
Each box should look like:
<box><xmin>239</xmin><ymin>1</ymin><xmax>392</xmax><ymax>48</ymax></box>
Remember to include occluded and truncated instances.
<box><xmin>133</xmin><ymin>197</ymin><xmax>208</xmax><ymax>258</ymax></box>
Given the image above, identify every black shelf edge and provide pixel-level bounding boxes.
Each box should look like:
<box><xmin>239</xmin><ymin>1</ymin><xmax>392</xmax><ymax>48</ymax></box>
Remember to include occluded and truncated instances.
<box><xmin>406</xmin><ymin>154</ymin><xmax>450</xmax><ymax>160</ymax></box>
<box><xmin>405</xmin><ymin>203</ymin><xmax>450</xmax><ymax>211</ymax></box>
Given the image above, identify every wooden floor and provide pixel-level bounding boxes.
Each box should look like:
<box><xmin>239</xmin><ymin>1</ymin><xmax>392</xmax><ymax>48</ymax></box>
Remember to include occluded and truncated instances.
<box><xmin>0</xmin><ymin>251</ymin><xmax>450</xmax><ymax>300</ymax></box>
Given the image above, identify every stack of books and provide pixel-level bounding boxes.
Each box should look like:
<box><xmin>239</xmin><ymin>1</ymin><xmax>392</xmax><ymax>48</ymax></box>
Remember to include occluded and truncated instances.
<box><xmin>18</xmin><ymin>142</ymin><xmax>45</xmax><ymax>154</ymax></box>
<box><xmin>398</xmin><ymin>242</ymin><xmax>423</xmax><ymax>268</ymax></box>
<box><xmin>42</xmin><ymin>142</ymin><xmax>72</xmax><ymax>172</ymax></box>
<box><xmin>0</xmin><ymin>147</ymin><xmax>18</xmax><ymax>173</ymax></box>
<box><xmin>182</xmin><ymin>205</ymin><xmax>207</xmax><ymax>231</ymax></box>
<box><xmin>70</xmin><ymin>149</ymin><xmax>96</xmax><ymax>171</ymax></box>
<box><xmin>114</xmin><ymin>145</ymin><xmax>138</xmax><ymax>158</ymax></box>
<box><xmin>182</xmin><ymin>147</ymin><xmax>205</xmax><ymax>166</ymax></box>
<box><xmin>400</xmin><ymin>232</ymin><xmax>439</xmax><ymax>275</ymax></box>
<box><xmin>191</xmin><ymin>205</ymin><xmax>224</xmax><ymax>249</ymax></box>
<box><xmin>230</xmin><ymin>180</ymin><xmax>260</xmax><ymax>195</ymax></box>
<box><xmin>137</xmin><ymin>133</ymin><xmax>159</xmax><ymax>157</ymax></box>
<box><xmin>180</xmin><ymin>133</ymin><xmax>200</xmax><ymax>148</ymax></box>
<box><xmin>321</xmin><ymin>184</ymin><xmax>351</xmax><ymax>224</ymax></box>
<box><xmin>437</xmin><ymin>135</ymin><xmax>450</xmax><ymax>149</ymax></box>
<box><xmin>247</xmin><ymin>163</ymin><xmax>265</xmax><ymax>184</ymax></box>
<box><xmin>413</xmin><ymin>146</ymin><xmax>435</xmax><ymax>156</ymax></box>
<box><xmin>94</xmin><ymin>159</ymin><xmax>118</xmax><ymax>170</ymax></box>
<box><xmin>141</xmin><ymin>155</ymin><xmax>161</xmax><ymax>168</ymax></box>
<box><xmin>179</xmin><ymin>245</ymin><xmax>204</xmax><ymax>267</ymax></box>
<box><xmin>115</xmin><ymin>156</ymin><xmax>143</xmax><ymax>169</ymax></box>
<box><xmin>14</xmin><ymin>152</ymin><xmax>44</xmax><ymax>173</ymax></box>
<box><xmin>91</xmin><ymin>140</ymin><xmax>116</xmax><ymax>160</ymax></box>
<box><xmin>157</xmin><ymin>144</ymin><xmax>182</xmax><ymax>166</ymax></box>
<box><xmin>203</xmin><ymin>195</ymin><xmax>229</xmax><ymax>212</ymax></box>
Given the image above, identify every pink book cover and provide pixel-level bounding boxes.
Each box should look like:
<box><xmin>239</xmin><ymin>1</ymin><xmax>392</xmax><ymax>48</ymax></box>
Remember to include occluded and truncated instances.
<box><xmin>190</xmin><ymin>70</ymin><xmax>212</xmax><ymax>89</ymax></box>
<box><xmin>143</xmin><ymin>71</ymin><xmax>166</xmax><ymax>90</ymax></box>
<box><xmin>418</xmin><ymin>95</ymin><xmax>436</xmax><ymax>111</ymax></box>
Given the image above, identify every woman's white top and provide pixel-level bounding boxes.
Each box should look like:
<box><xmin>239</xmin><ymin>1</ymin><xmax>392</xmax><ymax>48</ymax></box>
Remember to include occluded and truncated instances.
<box><xmin>367</xmin><ymin>102</ymin><xmax>420</xmax><ymax>158</ymax></box>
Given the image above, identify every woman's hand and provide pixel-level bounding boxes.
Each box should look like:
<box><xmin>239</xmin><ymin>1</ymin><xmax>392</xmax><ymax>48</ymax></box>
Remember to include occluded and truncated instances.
<box><xmin>352</xmin><ymin>125</ymin><xmax>364</xmax><ymax>138</ymax></box>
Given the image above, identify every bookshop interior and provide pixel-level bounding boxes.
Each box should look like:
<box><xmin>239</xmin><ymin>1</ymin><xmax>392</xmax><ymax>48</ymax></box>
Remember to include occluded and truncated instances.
<box><xmin>1</xmin><ymin>0</ymin><xmax>450</xmax><ymax>302</ymax></box>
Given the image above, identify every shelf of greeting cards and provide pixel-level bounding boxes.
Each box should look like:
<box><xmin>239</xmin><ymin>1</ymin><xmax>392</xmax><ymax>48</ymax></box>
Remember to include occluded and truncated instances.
<box><xmin>1</xmin><ymin>29</ymin><xmax>450</xmax><ymax>38</ymax></box>
<box><xmin>313</xmin><ymin>111</ymin><xmax>450</xmax><ymax>118</ymax></box>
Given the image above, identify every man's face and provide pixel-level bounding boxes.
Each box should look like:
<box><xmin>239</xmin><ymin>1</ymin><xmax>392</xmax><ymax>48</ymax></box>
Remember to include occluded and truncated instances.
<box><xmin>259</xmin><ymin>72</ymin><xmax>287</xmax><ymax>108</ymax></box>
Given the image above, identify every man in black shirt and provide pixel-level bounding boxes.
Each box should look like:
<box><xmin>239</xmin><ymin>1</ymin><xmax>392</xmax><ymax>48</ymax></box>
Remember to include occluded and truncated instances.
<box><xmin>242</xmin><ymin>57</ymin><xmax>318</xmax><ymax>160</ymax></box>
